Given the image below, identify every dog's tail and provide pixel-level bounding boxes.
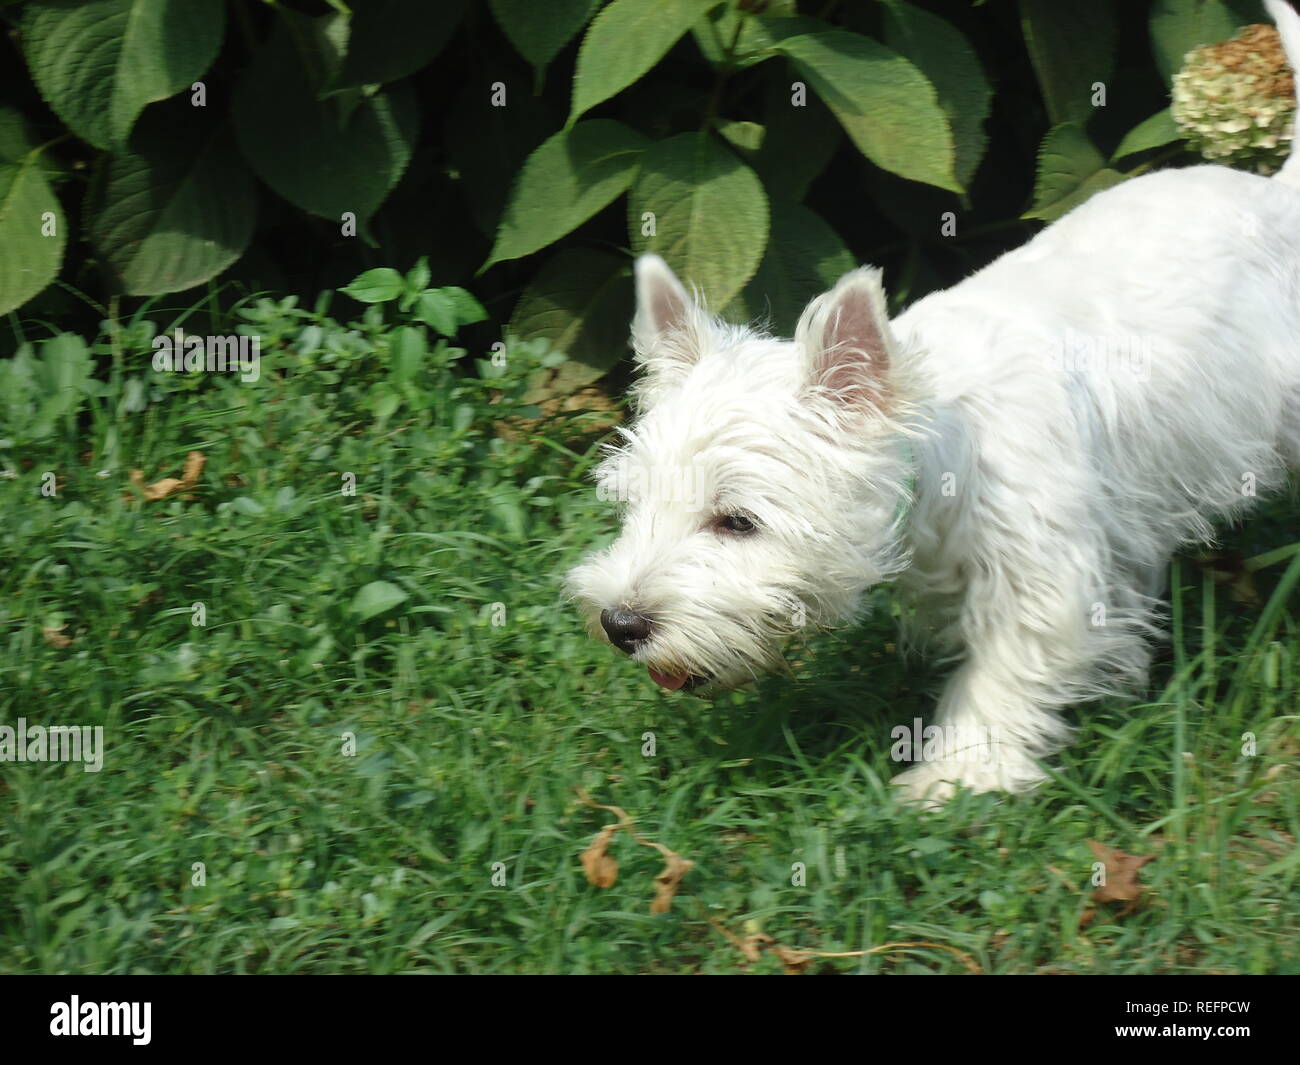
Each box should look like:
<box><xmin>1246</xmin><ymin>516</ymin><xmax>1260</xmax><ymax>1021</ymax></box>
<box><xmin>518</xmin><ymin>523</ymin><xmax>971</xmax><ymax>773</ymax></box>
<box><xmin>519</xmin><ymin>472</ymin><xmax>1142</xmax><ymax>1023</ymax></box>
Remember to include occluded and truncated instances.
<box><xmin>1266</xmin><ymin>0</ymin><xmax>1300</xmax><ymax>187</ymax></box>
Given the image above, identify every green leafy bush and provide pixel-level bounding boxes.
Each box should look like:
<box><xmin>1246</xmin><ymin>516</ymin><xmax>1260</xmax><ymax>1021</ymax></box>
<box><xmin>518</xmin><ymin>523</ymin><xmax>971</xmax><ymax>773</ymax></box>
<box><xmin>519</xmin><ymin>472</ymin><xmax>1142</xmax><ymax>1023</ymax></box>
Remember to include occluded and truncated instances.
<box><xmin>0</xmin><ymin>0</ymin><xmax>1277</xmax><ymax>399</ymax></box>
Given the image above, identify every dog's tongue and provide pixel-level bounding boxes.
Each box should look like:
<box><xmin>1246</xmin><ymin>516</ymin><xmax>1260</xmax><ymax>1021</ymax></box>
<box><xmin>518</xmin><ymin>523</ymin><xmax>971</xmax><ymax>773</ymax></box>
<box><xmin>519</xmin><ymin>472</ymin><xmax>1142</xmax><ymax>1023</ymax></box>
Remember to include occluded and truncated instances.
<box><xmin>648</xmin><ymin>668</ymin><xmax>689</xmax><ymax>691</ymax></box>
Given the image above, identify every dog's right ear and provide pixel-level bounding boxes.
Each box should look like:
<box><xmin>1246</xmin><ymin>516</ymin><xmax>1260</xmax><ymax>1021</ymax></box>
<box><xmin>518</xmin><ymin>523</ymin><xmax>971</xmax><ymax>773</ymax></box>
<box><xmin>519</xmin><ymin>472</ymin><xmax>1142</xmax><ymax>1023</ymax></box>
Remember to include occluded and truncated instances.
<box><xmin>634</xmin><ymin>255</ymin><xmax>691</xmax><ymax>339</ymax></box>
<box><xmin>795</xmin><ymin>267</ymin><xmax>896</xmax><ymax>416</ymax></box>
<box><xmin>631</xmin><ymin>255</ymin><xmax>703</xmax><ymax>384</ymax></box>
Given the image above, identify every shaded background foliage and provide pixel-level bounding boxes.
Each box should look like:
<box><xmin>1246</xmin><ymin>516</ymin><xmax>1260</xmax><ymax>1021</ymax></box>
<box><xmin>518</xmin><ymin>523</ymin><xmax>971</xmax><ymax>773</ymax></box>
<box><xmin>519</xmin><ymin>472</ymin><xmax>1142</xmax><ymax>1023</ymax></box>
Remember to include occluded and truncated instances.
<box><xmin>0</xmin><ymin>0</ymin><xmax>1274</xmax><ymax>397</ymax></box>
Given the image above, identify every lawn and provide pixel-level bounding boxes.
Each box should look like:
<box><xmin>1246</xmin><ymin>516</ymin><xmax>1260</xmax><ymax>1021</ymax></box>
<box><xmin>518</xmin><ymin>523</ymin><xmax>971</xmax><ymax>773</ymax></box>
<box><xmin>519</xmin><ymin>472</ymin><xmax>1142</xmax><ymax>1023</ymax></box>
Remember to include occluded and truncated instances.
<box><xmin>1</xmin><ymin>281</ymin><xmax>1297</xmax><ymax>974</ymax></box>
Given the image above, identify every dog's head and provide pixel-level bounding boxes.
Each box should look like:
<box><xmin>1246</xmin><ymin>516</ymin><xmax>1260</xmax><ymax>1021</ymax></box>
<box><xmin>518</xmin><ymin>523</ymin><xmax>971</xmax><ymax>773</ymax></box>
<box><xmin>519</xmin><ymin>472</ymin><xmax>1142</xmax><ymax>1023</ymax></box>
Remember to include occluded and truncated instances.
<box><xmin>566</xmin><ymin>255</ymin><xmax>915</xmax><ymax>693</ymax></box>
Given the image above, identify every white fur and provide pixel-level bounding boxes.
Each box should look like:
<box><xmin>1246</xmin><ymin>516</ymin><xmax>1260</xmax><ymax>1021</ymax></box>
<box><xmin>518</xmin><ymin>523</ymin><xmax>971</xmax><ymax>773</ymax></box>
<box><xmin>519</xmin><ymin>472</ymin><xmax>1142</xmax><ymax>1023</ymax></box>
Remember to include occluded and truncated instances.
<box><xmin>569</xmin><ymin>0</ymin><xmax>1300</xmax><ymax>804</ymax></box>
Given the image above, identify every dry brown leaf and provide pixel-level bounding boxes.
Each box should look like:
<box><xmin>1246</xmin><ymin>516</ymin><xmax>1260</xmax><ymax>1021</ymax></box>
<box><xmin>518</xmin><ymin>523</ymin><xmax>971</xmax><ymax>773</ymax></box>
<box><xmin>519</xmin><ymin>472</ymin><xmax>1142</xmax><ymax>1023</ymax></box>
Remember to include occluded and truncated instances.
<box><xmin>771</xmin><ymin>944</ymin><xmax>814</xmax><ymax>975</ymax></box>
<box><xmin>708</xmin><ymin>917</ymin><xmax>981</xmax><ymax>975</ymax></box>
<box><xmin>737</xmin><ymin>932</ymin><xmax>774</xmax><ymax>963</ymax></box>
<box><xmin>580</xmin><ymin>824</ymin><xmax>620</xmax><ymax>889</ymax></box>
<box><xmin>129</xmin><ymin>451</ymin><xmax>206</xmax><ymax>501</ymax></box>
<box><xmin>576</xmin><ymin>789</ymin><xmax>695</xmax><ymax>914</ymax></box>
<box><xmin>42</xmin><ymin>626</ymin><xmax>72</xmax><ymax>649</ymax></box>
<box><xmin>1088</xmin><ymin>840</ymin><xmax>1155</xmax><ymax>905</ymax></box>
<box><xmin>575</xmin><ymin>787</ymin><xmax>978</xmax><ymax>973</ymax></box>
<box><xmin>180</xmin><ymin>450</ymin><xmax>205</xmax><ymax>483</ymax></box>
<box><xmin>650</xmin><ymin>852</ymin><xmax>694</xmax><ymax>915</ymax></box>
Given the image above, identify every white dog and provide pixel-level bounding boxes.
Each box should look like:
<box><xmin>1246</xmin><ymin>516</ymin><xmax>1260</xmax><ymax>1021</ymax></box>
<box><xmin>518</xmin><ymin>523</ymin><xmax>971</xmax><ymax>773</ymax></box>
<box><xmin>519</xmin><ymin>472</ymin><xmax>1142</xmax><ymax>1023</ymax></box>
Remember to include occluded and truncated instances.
<box><xmin>569</xmin><ymin>0</ymin><xmax>1300</xmax><ymax>804</ymax></box>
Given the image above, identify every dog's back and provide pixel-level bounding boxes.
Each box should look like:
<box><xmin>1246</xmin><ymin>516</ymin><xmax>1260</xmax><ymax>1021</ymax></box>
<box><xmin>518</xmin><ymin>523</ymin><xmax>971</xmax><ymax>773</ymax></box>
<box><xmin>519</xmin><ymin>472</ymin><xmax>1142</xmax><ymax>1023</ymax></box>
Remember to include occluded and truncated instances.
<box><xmin>897</xmin><ymin>162</ymin><xmax>1300</xmax><ymax>547</ymax></box>
<box><xmin>892</xmin><ymin>21</ymin><xmax>1300</xmax><ymax>712</ymax></box>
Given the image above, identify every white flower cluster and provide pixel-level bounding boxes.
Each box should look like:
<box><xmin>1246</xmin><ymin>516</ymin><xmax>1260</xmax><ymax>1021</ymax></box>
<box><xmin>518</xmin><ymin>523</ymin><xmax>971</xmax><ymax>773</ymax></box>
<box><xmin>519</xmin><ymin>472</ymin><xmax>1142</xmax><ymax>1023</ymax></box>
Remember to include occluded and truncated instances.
<box><xmin>1172</xmin><ymin>24</ymin><xmax>1296</xmax><ymax>174</ymax></box>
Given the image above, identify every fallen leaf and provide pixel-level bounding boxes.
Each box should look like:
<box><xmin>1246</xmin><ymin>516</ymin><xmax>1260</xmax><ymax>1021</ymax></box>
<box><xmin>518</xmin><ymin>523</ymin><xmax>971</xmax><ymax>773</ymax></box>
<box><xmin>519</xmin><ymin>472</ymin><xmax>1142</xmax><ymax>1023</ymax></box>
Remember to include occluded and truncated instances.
<box><xmin>1088</xmin><ymin>840</ymin><xmax>1154</xmax><ymax>906</ymax></box>
<box><xmin>650</xmin><ymin>852</ymin><xmax>694</xmax><ymax>915</ymax></box>
<box><xmin>581</xmin><ymin>824</ymin><xmax>620</xmax><ymax>888</ymax></box>
<box><xmin>129</xmin><ymin>451</ymin><xmax>207</xmax><ymax>502</ymax></box>
<box><xmin>708</xmin><ymin>916</ymin><xmax>981</xmax><ymax>975</ymax></box>
<box><xmin>771</xmin><ymin>944</ymin><xmax>814</xmax><ymax>975</ymax></box>
<box><xmin>576</xmin><ymin>789</ymin><xmax>695</xmax><ymax>914</ymax></box>
<box><xmin>737</xmin><ymin>932</ymin><xmax>774</xmax><ymax>962</ymax></box>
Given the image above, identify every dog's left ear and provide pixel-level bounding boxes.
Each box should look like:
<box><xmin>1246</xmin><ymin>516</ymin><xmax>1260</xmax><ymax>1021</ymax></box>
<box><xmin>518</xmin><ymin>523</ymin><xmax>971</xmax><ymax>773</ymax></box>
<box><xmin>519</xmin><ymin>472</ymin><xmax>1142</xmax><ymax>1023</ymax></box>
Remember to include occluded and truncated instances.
<box><xmin>795</xmin><ymin>267</ymin><xmax>896</xmax><ymax>413</ymax></box>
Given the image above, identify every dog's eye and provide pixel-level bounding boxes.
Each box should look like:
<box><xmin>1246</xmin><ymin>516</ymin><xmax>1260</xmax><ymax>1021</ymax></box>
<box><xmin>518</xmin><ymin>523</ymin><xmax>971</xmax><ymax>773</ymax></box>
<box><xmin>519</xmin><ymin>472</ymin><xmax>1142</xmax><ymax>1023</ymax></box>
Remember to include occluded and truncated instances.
<box><xmin>714</xmin><ymin>513</ymin><xmax>757</xmax><ymax>535</ymax></box>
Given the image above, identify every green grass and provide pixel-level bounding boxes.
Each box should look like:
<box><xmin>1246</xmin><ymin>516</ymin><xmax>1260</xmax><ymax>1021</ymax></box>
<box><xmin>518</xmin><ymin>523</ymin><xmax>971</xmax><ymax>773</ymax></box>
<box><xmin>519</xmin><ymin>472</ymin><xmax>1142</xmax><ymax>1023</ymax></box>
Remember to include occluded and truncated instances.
<box><xmin>1</xmin><ymin>287</ymin><xmax>1297</xmax><ymax>974</ymax></box>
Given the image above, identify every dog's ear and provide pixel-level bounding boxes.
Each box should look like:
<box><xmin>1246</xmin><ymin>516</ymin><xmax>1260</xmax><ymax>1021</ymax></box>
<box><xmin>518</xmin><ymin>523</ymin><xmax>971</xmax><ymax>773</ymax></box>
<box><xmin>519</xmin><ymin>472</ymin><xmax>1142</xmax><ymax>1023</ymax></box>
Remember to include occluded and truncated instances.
<box><xmin>634</xmin><ymin>255</ymin><xmax>691</xmax><ymax>338</ymax></box>
<box><xmin>631</xmin><ymin>255</ymin><xmax>703</xmax><ymax>379</ymax></box>
<box><xmin>795</xmin><ymin>267</ymin><xmax>896</xmax><ymax>413</ymax></box>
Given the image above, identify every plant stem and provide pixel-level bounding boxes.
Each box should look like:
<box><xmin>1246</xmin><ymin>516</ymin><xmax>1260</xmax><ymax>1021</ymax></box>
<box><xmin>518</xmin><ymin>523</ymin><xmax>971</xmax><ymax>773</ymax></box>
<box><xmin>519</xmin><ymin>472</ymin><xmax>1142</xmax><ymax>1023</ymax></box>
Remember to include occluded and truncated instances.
<box><xmin>1127</xmin><ymin>144</ymin><xmax>1186</xmax><ymax>176</ymax></box>
<box><xmin>701</xmin><ymin>12</ymin><xmax>749</xmax><ymax>133</ymax></box>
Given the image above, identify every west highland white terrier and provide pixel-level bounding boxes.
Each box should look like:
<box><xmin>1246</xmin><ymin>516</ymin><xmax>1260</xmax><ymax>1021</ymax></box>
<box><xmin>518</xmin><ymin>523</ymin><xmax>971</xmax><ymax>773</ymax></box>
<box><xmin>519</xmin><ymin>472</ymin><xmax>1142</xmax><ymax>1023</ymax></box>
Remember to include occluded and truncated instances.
<box><xmin>569</xmin><ymin>0</ymin><xmax>1300</xmax><ymax>804</ymax></box>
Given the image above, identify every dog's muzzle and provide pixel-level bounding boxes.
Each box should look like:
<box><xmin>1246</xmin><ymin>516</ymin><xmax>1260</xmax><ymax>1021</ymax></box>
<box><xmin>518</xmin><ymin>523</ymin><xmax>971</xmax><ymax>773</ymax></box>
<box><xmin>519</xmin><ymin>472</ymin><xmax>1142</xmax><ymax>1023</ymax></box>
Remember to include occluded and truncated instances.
<box><xmin>599</xmin><ymin>608</ymin><xmax>708</xmax><ymax>692</ymax></box>
<box><xmin>599</xmin><ymin>608</ymin><xmax>652</xmax><ymax>653</ymax></box>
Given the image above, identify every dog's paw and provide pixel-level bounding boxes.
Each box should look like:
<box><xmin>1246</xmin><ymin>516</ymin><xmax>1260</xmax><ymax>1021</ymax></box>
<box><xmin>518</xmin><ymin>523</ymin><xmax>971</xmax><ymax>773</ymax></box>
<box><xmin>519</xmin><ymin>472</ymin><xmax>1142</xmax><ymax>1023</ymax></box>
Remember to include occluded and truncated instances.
<box><xmin>891</xmin><ymin>754</ymin><xmax>1047</xmax><ymax>808</ymax></box>
<box><xmin>891</xmin><ymin>762</ymin><xmax>962</xmax><ymax>809</ymax></box>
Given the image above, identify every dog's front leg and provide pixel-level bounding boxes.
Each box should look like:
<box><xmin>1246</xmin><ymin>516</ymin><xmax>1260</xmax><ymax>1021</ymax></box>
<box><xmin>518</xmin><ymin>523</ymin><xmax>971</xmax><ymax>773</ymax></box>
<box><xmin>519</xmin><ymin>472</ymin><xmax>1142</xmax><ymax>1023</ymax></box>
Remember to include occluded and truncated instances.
<box><xmin>890</xmin><ymin>657</ymin><xmax>1071</xmax><ymax>806</ymax></box>
<box><xmin>890</xmin><ymin>555</ymin><xmax>1097</xmax><ymax>806</ymax></box>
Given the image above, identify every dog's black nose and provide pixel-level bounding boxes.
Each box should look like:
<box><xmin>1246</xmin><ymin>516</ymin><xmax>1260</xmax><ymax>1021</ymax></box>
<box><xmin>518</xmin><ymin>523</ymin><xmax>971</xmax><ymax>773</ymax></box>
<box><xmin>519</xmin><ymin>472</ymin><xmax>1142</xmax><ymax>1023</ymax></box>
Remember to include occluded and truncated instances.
<box><xmin>600</xmin><ymin>608</ymin><xmax>653</xmax><ymax>654</ymax></box>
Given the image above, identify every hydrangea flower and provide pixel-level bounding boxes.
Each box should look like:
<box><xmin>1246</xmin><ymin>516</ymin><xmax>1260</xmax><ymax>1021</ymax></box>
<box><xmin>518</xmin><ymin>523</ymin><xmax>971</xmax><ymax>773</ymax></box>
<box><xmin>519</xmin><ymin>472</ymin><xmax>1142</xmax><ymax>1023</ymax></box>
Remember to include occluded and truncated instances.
<box><xmin>1172</xmin><ymin>24</ymin><xmax>1296</xmax><ymax>174</ymax></box>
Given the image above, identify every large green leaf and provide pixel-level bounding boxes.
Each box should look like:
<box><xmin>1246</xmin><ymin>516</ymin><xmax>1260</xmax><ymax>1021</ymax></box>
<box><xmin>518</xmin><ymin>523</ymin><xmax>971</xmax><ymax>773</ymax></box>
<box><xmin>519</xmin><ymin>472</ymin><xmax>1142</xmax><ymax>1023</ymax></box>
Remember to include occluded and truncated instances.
<box><xmin>725</xmin><ymin>201</ymin><xmax>854</xmax><ymax>336</ymax></box>
<box><xmin>340</xmin><ymin>268</ymin><xmax>404</xmax><ymax>304</ymax></box>
<box><xmin>628</xmin><ymin>132</ymin><xmax>769</xmax><ymax>309</ymax></box>
<box><xmin>773</xmin><ymin>31</ymin><xmax>959</xmax><ymax>192</ymax></box>
<box><xmin>1149</xmin><ymin>0</ymin><xmax>1264</xmax><ymax>83</ymax></box>
<box><xmin>0</xmin><ymin>154</ymin><xmax>65</xmax><ymax>316</ymax></box>
<box><xmin>413</xmin><ymin>288</ymin><xmax>487</xmax><ymax>336</ymax></box>
<box><xmin>1019</xmin><ymin>0</ymin><xmax>1115</xmax><ymax>127</ymax></box>
<box><xmin>883</xmin><ymin>0</ymin><xmax>991</xmax><ymax>190</ymax></box>
<box><xmin>335</xmin><ymin>0</ymin><xmax>469</xmax><ymax>88</ymax></box>
<box><xmin>350</xmin><ymin>581</ymin><xmax>409</xmax><ymax>621</ymax></box>
<box><xmin>88</xmin><ymin>121</ymin><xmax>255</xmax><ymax>296</ymax></box>
<box><xmin>510</xmin><ymin>248</ymin><xmax>635</xmax><ymax>399</ymax></box>
<box><xmin>486</xmin><ymin>120</ymin><xmax>649</xmax><ymax>269</ymax></box>
<box><xmin>1025</xmin><ymin>123</ymin><xmax>1126</xmax><ymax>222</ymax></box>
<box><xmin>570</xmin><ymin>0</ymin><xmax>722</xmax><ymax>124</ymax></box>
<box><xmin>233</xmin><ymin>10</ymin><xmax>418</xmax><ymax>228</ymax></box>
<box><xmin>491</xmin><ymin>0</ymin><xmax>600</xmax><ymax>81</ymax></box>
<box><xmin>1112</xmin><ymin>108</ymin><xmax>1183</xmax><ymax>162</ymax></box>
<box><xmin>23</xmin><ymin>0</ymin><xmax>225</xmax><ymax>150</ymax></box>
